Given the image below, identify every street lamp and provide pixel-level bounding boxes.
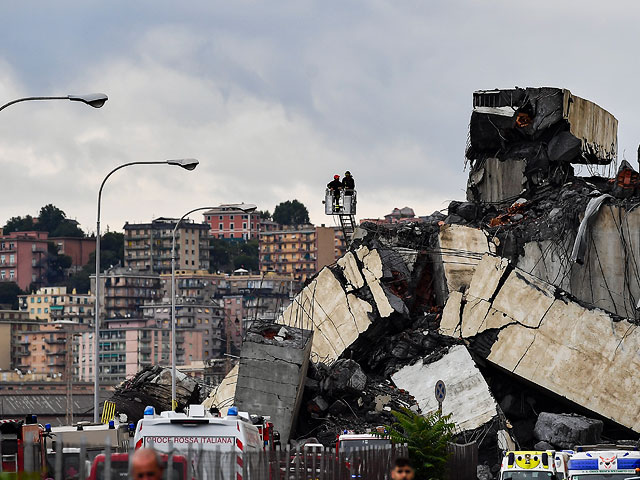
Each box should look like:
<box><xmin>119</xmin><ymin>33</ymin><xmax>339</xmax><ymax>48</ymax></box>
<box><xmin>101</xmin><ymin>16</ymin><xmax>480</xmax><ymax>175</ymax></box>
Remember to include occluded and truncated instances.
<box><xmin>170</xmin><ymin>204</ymin><xmax>256</xmax><ymax>410</ymax></box>
<box><xmin>0</xmin><ymin>93</ymin><xmax>108</xmax><ymax>112</ymax></box>
<box><xmin>94</xmin><ymin>158</ymin><xmax>199</xmax><ymax>423</ymax></box>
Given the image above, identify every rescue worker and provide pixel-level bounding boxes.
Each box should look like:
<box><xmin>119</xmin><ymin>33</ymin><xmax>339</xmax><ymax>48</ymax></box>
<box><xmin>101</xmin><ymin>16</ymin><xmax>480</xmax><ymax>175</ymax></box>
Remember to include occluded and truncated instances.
<box><xmin>327</xmin><ymin>174</ymin><xmax>342</xmax><ymax>211</ymax></box>
<box><xmin>342</xmin><ymin>170</ymin><xmax>355</xmax><ymax>193</ymax></box>
<box><xmin>131</xmin><ymin>448</ymin><xmax>163</xmax><ymax>480</ymax></box>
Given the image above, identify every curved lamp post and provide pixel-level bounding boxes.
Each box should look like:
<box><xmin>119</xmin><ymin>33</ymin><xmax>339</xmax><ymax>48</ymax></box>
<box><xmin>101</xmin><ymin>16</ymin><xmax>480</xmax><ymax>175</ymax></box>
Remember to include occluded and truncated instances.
<box><xmin>94</xmin><ymin>158</ymin><xmax>199</xmax><ymax>422</ymax></box>
<box><xmin>170</xmin><ymin>204</ymin><xmax>256</xmax><ymax>410</ymax></box>
<box><xmin>0</xmin><ymin>93</ymin><xmax>108</xmax><ymax>112</ymax></box>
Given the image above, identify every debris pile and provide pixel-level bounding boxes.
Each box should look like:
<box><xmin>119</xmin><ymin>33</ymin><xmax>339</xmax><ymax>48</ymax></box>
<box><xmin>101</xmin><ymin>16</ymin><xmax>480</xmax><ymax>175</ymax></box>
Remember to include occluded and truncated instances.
<box><xmin>297</xmin><ymin>358</ymin><xmax>420</xmax><ymax>445</ymax></box>
<box><xmin>109</xmin><ymin>365</ymin><xmax>200</xmax><ymax>423</ymax></box>
<box><xmin>200</xmin><ymin>87</ymin><xmax>640</xmax><ymax>472</ymax></box>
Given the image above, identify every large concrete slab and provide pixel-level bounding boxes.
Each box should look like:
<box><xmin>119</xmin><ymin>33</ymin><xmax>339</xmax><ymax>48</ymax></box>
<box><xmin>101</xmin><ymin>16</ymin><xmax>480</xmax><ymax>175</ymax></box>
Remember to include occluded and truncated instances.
<box><xmin>234</xmin><ymin>324</ymin><xmax>313</xmax><ymax>444</ymax></box>
<box><xmin>437</xmin><ymin>224</ymin><xmax>495</xmax><ymax>296</ymax></box>
<box><xmin>517</xmin><ymin>205</ymin><xmax>640</xmax><ymax>320</ymax></box>
<box><xmin>278</xmin><ymin>246</ymin><xmax>406</xmax><ymax>363</ymax></box>
<box><xmin>442</xmin><ymin>254</ymin><xmax>640</xmax><ymax>432</ymax></box>
<box><xmin>391</xmin><ymin>345</ymin><xmax>498</xmax><ymax>431</ymax></box>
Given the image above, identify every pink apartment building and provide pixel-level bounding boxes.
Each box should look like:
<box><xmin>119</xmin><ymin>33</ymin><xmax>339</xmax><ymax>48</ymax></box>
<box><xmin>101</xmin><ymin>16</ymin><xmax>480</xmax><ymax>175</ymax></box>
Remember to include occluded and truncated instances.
<box><xmin>0</xmin><ymin>231</ymin><xmax>50</xmax><ymax>290</ymax></box>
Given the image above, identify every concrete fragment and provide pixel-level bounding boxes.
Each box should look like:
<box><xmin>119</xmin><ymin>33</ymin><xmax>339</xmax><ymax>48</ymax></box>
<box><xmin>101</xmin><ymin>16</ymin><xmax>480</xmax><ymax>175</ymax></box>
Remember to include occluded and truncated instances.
<box><xmin>278</xmin><ymin>267</ymin><xmax>374</xmax><ymax>363</ymax></box>
<box><xmin>337</xmin><ymin>251</ymin><xmax>365</xmax><ymax>292</ymax></box>
<box><xmin>391</xmin><ymin>345</ymin><xmax>498</xmax><ymax>431</ymax></box>
<box><xmin>437</xmin><ymin>224</ymin><xmax>495</xmax><ymax>295</ymax></box>
<box><xmin>234</xmin><ymin>323</ymin><xmax>313</xmax><ymax>444</ymax></box>
<box><xmin>533</xmin><ymin>412</ymin><xmax>603</xmax><ymax>449</ymax></box>
<box><xmin>321</xmin><ymin>359</ymin><xmax>367</xmax><ymax>396</ymax></box>
<box><xmin>439</xmin><ymin>291</ymin><xmax>463</xmax><ymax>337</ymax></box>
<box><xmin>442</xmin><ymin>254</ymin><xmax>640</xmax><ymax>433</ymax></box>
<box><xmin>203</xmin><ymin>364</ymin><xmax>238</xmax><ymax>415</ymax></box>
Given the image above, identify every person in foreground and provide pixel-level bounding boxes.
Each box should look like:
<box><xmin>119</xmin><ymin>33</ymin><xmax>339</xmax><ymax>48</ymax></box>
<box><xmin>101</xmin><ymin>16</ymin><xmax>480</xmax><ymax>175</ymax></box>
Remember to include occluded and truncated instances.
<box><xmin>391</xmin><ymin>457</ymin><xmax>415</xmax><ymax>480</ymax></box>
<box><xmin>131</xmin><ymin>448</ymin><xmax>163</xmax><ymax>480</ymax></box>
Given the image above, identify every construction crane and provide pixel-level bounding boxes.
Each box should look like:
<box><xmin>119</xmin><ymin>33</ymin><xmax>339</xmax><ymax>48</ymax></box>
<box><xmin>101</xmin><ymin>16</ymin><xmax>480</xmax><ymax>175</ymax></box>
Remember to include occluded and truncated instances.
<box><xmin>324</xmin><ymin>188</ymin><xmax>357</xmax><ymax>240</ymax></box>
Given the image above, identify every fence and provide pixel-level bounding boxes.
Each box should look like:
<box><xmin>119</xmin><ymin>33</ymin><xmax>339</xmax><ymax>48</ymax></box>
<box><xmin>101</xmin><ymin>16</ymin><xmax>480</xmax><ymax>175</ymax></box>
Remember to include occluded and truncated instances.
<box><xmin>0</xmin><ymin>436</ymin><xmax>408</xmax><ymax>480</ymax></box>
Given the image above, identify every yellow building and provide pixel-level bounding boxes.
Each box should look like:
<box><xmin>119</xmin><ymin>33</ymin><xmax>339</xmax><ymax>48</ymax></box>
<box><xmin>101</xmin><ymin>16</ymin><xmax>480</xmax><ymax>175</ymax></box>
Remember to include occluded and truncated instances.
<box><xmin>18</xmin><ymin>286</ymin><xmax>94</xmax><ymax>323</ymax></box>
<box><xmin>259</xmin><ymin>225</ymin><xmax>346</xmax><ymax>281</ymax></box>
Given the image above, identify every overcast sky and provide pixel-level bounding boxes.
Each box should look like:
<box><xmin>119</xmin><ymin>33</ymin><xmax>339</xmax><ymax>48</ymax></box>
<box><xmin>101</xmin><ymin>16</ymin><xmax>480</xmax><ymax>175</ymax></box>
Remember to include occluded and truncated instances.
<box><xmin>0</xmin><ymin>1</ymin><xmax>638</xmax><ymax>234</ymax></box>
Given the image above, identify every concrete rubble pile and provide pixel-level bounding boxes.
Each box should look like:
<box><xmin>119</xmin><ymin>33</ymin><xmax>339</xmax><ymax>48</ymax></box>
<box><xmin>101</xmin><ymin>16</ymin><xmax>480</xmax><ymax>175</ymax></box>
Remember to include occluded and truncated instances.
<box><xmin>109</xmin><ymin>365</ymin><xmax>200</xmax><ymax>423</ymax></box>
<box><xmin>203</xmin><ymin>87</ymin><xmax>640</xmax><ymax>472</ymax></box>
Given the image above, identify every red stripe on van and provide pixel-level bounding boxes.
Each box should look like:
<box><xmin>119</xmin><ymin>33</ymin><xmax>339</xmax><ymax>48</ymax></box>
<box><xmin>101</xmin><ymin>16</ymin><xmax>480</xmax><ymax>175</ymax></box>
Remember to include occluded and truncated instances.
<box><xmin>236</xmin><ymin>438</ymin><xmax>244</xmax><ymax>451</ymax></box>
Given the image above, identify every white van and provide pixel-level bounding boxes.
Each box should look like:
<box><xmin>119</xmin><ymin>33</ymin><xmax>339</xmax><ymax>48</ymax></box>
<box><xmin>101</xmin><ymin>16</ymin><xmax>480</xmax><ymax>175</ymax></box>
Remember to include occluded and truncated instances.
<box><xmin>134</xmin><ymin>405</ymin><xmax>262</xmax><ymax>480</ymax></box>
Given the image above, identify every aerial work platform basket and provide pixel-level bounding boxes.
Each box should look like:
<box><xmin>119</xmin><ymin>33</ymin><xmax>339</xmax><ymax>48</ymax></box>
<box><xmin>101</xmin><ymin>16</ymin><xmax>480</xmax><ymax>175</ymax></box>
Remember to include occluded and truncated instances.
<box><xmin>324</xmin><ymin>188</ymin><xmax>357</xmax><ymax>239</ymax></box>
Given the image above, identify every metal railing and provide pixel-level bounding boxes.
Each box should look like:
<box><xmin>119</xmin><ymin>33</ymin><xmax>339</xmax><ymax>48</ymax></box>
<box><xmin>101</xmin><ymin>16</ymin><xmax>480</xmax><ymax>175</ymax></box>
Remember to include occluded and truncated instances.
<box><xmin>1</xmin><ymin>435</ymin><xmax>408</xmax><ymax>480</ymax></box>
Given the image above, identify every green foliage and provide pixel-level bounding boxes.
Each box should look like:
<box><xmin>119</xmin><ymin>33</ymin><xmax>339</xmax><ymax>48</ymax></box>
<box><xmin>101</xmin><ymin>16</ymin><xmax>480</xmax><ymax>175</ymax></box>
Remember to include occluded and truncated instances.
<box><xmin>3</xmin><ymin>215</ymin><xmax>35</xmax><ymax>233</ymax></box>
<box><xmin>209</xmin><ymin>238</ymin><xmax>259</xmax><ymax>273</ymax></box>
<box><xmin>0</xmin><ymin>282</ymin><xmax>24</xmax><ymax>309</ymax></box>
<box><xmin>258</xmin><ymin>210</ymin><xmax>271</xmax><ymax>220</ymax></box>
<box><xmin>383</xmin><ymin>408</ymin><xmax>456</xmax><ymax>480</ymax></box>
<box><xmin>272</xmin><ymin>200</ymin><xmax>309</xmax><ymax>225</ymax></box>
<box><xmin>3</xmin><ymin>204</ymin><xmax>83</xmax><ymax>237</ymax></box>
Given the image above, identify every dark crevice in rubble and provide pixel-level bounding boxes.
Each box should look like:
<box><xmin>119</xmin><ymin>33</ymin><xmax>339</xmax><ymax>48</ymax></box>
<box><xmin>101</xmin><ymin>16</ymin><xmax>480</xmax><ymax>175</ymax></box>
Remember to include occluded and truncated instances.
<box><xmin>467</xmin><ymin>329</ymin><xmax>500</xmax><ymax>359</ymax></box>
<box><xmin>477</xmin><ymin>361</ymin><xmax>638</xmax><ymax>448</ymax></box>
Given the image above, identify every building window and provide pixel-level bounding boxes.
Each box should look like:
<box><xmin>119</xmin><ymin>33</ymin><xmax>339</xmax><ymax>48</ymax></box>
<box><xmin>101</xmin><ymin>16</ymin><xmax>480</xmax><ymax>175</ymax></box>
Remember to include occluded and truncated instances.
<box><xmin>230</xmin><ymin>223</ymin><xmax>234</xmax><ymax>230</ymax></box>
<box><xmin>243</xmin><ymin>223</ymin><xmax>247</xmax><ymax>229</ymax></box>
<box><xmin>219</xmin><ymin>223</ymin><xmax>223</xmax><ymax>230</ymax></box>
<box><xmin>9</xmin><ymin>271</ymin><xmax>14</xmax><ymax>280</ymax></box>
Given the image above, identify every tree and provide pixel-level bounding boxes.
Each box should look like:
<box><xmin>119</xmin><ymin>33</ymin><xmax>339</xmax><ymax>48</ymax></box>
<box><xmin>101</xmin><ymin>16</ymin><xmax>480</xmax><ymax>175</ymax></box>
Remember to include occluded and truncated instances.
<box><xmin>272</xmin><ymin>200</ymin><xmax>310</xmax><ymax>225</ymax></box>
<box><xmin>209</xmin><ymin>238</ymin><xmax>259</xmax><ymax>273</ymax></box>
<box><xmin>3</xmin><ymin>215</ymin><xmax>35</xmax><ymax>233</ymax></box>
<box><xmin>0</xmin><ymin>282</ymin><xmax>24</xmax><ymax>309</ymax></box>
<box><xmin>258</xmin><ymin>210</ymin><xmax>271</xmax><ymax>220</ymax></box>
<box><xmin>2</xmin><ymin>205</ymin><xmax>84</xmax><ymax>237</ymax></box>
<box><xmin>383</xmin><ymin>408</ymin><xmax>456</xmax><ymax>480</ymax></box>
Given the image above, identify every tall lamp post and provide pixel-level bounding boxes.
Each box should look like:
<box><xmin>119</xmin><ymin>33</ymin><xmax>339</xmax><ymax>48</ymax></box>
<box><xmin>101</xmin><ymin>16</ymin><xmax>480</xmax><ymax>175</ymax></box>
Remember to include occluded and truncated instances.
<box><xmin>94</xmin><ymin>158</ymin><xmax>199</xmax><ymax>423</ymax></box>
<box><xmin>170</xmin><ymin>204</ymin><xmax>256</xmax><ymax>410</ymax></box>
<box><xmin>0</xmin><ymin>93</ymin><xmax>108</xmax><ymax>112</ymax></box>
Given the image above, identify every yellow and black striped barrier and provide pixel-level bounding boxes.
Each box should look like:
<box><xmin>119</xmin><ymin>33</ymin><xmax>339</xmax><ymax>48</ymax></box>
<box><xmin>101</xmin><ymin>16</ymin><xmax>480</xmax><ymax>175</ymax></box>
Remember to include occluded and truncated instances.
<box><xmin>101</xmin><ymin>400</ymin><xmax>116</xmax><ymax>424</ymax></box>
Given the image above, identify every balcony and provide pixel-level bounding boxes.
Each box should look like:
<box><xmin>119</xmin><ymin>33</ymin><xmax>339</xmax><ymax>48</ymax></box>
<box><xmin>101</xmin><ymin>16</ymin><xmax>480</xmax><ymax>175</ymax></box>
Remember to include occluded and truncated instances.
<box><xmin>47</xmin><ymin>351</ymin><xmax>66</xmax><ymax>356</ymax></box>
<box><xmin>48</xmin><ymin>361</ymin><xmax>65</xmax><ymax>367</ymax></box>
<box><xmin>45</xmin><ymin>338</ymin><xmax>66</xmax><ymax>345</ymax></box>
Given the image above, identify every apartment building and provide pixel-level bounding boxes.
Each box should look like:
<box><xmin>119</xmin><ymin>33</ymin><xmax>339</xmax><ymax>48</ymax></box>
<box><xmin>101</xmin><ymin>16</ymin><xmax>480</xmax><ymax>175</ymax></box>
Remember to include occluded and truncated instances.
<box><xmin>140</xmin><ymin>300</ymin><xmax>226</xmax><ymax>361</ymax></box>
<box><xmin>18</xmin><ymin>286</ymin><xmax>94</xmax><ymax>323</ymax></box>
<box><xmin>258</xmin><ymin>225</ymin><xmax>347</xmax><ymax>281</ymax></box>
<box><xmin>49</xmin><ymin>236</ymin><xmax>95</xmax><ymax>269</ymax></box>
<box><xmin>203</xmin><ymin>204</ymin><xmax>260</xmax><ymax>240</ymax></box>
<box><xmin>0</xmin><ymin>231</ymin><xmax>49</xmax><ymax>290</ymax></box>
<box><xmin>13</xmin><ymin>322</ymin><xmax>90</xmax><ymax>377</ymax></box>
<box><xmin>123</xmin><ymin>217</ymin><xmax>211</xmax><ymax>274</ymax></box>
<box><xmin>91</xmin><ymin>267</ymin><xmax>162</xmax><ymax>321</ymax></box>
<box><xmin>74</xmin><ymin>319</ymin><xmax>209</xmax><ymax>384</ymax></box>
<box><xmin>0</xmin><ymin>310</ymin><xmax>39</xmax><ymax>371</ymax></box>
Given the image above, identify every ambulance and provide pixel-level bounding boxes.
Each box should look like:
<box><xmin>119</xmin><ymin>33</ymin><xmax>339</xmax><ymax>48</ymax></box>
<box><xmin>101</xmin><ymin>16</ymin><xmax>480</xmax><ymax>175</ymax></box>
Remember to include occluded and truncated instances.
<box><xmin>500</xmin><ymin>450</ymin><xmax>570</xmax><ymax>480</ymax></box>
<box><xmin>567</xmin><ymin>447</ymin><xmax>640</xmax><ymax>480</ymax></box>
<box><xmin>133</xmin><ymin>405</ymin><xmax>262</xmax><ymax>480</ymax></box>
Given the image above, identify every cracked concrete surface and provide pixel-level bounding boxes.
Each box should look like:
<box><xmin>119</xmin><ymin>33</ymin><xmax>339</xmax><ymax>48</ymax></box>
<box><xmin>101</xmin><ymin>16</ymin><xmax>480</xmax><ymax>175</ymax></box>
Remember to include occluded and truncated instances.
<box><xmin>234</xmin><ymin>323</ymin><xmax>313</xmax><ymax>444</ymax></box>
<box><xmin>392</xmin><ymin>345</ymin><xmax>498</xmax><ymax>431</ymax></box>
<box><xmin>440</xmin><ymin>254</ymin><xmax>640</xmax><ymax>432</ymax></box>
